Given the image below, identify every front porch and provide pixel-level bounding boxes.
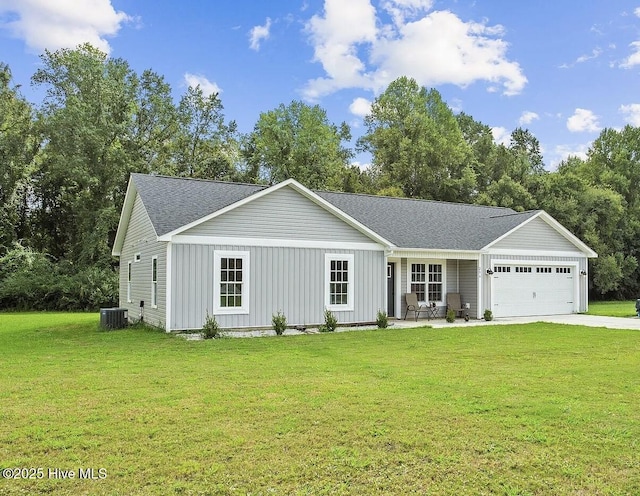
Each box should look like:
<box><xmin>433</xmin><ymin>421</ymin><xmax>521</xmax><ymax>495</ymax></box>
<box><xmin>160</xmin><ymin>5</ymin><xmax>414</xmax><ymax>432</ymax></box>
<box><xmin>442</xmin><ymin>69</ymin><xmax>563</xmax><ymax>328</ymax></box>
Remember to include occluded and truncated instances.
<box><xmin>385</xmin><ymin>254</ymin><xmax>481</xmax><ymax>321</ymax></box>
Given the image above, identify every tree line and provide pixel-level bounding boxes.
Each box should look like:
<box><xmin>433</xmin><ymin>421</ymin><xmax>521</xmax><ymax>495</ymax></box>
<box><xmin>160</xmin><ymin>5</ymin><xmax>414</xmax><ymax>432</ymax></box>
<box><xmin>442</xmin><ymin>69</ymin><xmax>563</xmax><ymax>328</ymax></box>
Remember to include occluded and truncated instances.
<box><xmin>1</xmin><ymin>44</ymin><xmax>638</xmax><ymax>309</ymax></box>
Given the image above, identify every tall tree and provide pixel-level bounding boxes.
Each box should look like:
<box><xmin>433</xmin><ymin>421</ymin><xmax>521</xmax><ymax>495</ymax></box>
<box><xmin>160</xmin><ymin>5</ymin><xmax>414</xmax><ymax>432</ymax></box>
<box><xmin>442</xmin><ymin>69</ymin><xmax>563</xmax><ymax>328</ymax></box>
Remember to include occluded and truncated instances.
<box><xmin>0</xmin><ymin>63</ymin><xmax>36</xmax><ymax>253</ymax></box>
<box><xmin>243</xmin><ymin>100</ymin><xmax>352</xmax><ymax>189</ymax></box>
<box><xmin>359</xmin><ymin>77</ymin><xmax>475</xmax><ymax>201</ymax></box>
<box><xmin>172</xmin><ymin>85</ymin><xmax>239</xmax><ymax>180</ymax></box>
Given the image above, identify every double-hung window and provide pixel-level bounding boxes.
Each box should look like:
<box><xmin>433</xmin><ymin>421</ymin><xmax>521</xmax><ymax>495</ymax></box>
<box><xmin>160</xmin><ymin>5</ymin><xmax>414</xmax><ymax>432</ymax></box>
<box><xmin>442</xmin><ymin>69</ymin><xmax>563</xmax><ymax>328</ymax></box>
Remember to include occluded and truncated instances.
<box><xmin>410</xmin><ymin>261</ymin><xmax>444</xmax><ymax>303</ymax></box>
<box><xmin>410</xmin><ymin>263</ymin><xmax>426</xmax><ymax>301</ymax></box>
<box><xmin>214</xmin><ymin>251</ymin><xmax>250</xmax><ymax>314</ymax></box>
<box><xmin>427</xmin><ymin>263</ymin><xmax>443</xmax><ymax>302</ymax></box>
<box><xmin>325</xmin><ymin>254</ymin><xmax>354</xmax><ymax>311</ymax></box>
<box><xmin>151</xmin><ymin>256</ymin><xmax>158</xmax><ymax>308</ymax></box>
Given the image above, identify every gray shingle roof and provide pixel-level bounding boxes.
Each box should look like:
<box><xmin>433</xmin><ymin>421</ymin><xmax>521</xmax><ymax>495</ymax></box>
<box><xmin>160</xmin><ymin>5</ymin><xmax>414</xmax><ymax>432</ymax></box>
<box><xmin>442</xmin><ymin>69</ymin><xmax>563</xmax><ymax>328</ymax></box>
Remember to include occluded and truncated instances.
<box><xmin>131</xmin><ymin>174</ymin><xmax>539</xmax><ymax>250</ymax></box>
<box><xmin>317</xmin><ymin>191</ymin><xmax>538</xmax><ymax>250</ymax></box>
<box><xmin>131</xmin><ymin>173</ymin><xmax>265</xmax><ymax>236</ymax></box>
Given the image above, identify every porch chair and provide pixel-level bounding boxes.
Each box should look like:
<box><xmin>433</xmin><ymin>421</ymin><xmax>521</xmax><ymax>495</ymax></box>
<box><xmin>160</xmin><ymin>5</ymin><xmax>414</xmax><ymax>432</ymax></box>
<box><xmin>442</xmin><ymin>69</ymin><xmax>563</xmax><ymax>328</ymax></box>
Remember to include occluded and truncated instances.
<box><xmin>404</xmin><ymin>292</ymin><xmax>430</xmax><ymax>321</ymax></box>
<box><xmin>446</xmin><ymin>293</ymin><xmax>466</xmax><ymax>318</ymax></box>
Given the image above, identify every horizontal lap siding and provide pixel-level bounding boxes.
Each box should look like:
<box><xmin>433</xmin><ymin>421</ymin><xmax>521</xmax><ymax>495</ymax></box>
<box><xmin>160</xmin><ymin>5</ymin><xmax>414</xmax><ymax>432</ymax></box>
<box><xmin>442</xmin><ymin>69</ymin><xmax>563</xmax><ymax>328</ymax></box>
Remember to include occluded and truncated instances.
<box><xmin>183</xmin><ymin>186</ymin><xmax>373</xmax><ymax>243</ymax></box>
<box><xmin>119</xmin><ymin>195</ymin><xmax>166</xmax><ymax>328</ymax></box>
<box><xmin>171</xmin><ymin>244</ymin><xmax>385</xmax><ymax>330</ymax></box>
<box><xmin>492</xmin><ymin>217</ymin><xmax>578</xmax><ymax>251</ymax></box>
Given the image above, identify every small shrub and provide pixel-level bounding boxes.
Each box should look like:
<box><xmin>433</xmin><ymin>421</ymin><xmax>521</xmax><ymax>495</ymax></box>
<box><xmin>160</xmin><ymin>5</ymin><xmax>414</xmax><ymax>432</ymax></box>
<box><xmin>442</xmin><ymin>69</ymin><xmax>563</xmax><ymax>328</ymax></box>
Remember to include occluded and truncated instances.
<box><xmin>446</xmin><ymin>308</ymin><xmax>456</xmax><ymax>323</ymax></box>
<box><xmin>376</xmin><ymin>310</ymin><xmax>388</xmax><ymax>329</ymax></box>
<box><xmin>272</xmin><ymin>311</ymin><xmax>287</xmax><ymax>336</ymax></box>
<box><xmin>322</xmin><ymin>309</ymin><xmax>338</xmax><ymax>332</ymax></box>
<box><xmin>484</xmin><ymin>309</ymin><xmax>493</xmax><ymax>321</ymax></box>
<box><xmin>202</xmin><ymin>312</ymin><xmax>222</xmax><ymax>339</ymax></box>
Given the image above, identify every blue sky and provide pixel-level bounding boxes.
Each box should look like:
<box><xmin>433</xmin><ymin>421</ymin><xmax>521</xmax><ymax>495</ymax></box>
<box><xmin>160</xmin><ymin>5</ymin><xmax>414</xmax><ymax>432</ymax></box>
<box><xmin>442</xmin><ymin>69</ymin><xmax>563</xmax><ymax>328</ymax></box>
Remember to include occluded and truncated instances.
<box><xmin>1</xmin><ymin>0</ymin><xmax>639</xmax><ymax>169</ymax></box>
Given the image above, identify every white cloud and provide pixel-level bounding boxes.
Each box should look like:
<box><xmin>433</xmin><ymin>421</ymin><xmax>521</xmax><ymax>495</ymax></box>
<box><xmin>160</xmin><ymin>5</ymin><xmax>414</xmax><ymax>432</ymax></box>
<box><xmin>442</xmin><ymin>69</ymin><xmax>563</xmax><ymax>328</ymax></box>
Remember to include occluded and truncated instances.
<box><xmin>621</xmin><ymin>41</ymin><xmax>640</xmax><ymax>68</ymax></box>
<box><xmin>635</xmin><ymin>7</ymin><xmax>640</xmax><ymax>17</ymax></box>
<box><xmin>303</xmin><ymin>2</ymin><xmax>526</xmax><ymax>100</ymax></box>
<box><xmin>566</xmin><ymin>108</ymin><xmax>600</xmax><ymax>133</ymax></box>
<box><xmin>381</xmin><ymin>0</ymin><xmax>434</xmax><ymax>26</ymax></box>
<box><xmin>249</xmin><ymin>17</ymin><xmax>271</xmax><ymax>51</ymax></box>
<box><xmin>620</xmin><ymin>103</ymin><xmax>640</xmax><ymax>126</ymax></box>
<box><xmin>0</xmin><ymin>0</ymin><xmax>131</xmax><ymax>54</ymax></box>
<box><xmin>550</xmin><ymin>143</ymin><xmax>590</xmax><ymax>170</ymax></box>
<box><xmin>349</xmin><ymin>97</ymin><xmax>372</xmax><ymax>118</ymax></box>
<box><xmin>518</xmin><ymin>111</ymin><xmax>539</xmax><ymax>126</ymax></box>
<box><xmin>184</xmin><ymin>73</ymin><xmax>222</xmax><ymax>97</ymax></box>
<box><xmin>491</xmin><ymin>126</ymin><xmax>510</xmax><ymax>146</ymax></box>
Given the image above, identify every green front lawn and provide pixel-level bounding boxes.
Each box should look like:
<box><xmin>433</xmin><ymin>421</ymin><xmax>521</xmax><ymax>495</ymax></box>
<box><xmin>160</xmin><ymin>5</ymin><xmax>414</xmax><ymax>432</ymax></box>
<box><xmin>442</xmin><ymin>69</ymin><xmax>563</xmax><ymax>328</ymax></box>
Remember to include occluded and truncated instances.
<box><xmin>1</xmin><ymin>313</ymin><xmax>639</xmax><ymax>495</ymax></box>
<box><xmin>587</xmin><ymin>300</ymin><xmax>638</xmax><ymax>317</ymax></box>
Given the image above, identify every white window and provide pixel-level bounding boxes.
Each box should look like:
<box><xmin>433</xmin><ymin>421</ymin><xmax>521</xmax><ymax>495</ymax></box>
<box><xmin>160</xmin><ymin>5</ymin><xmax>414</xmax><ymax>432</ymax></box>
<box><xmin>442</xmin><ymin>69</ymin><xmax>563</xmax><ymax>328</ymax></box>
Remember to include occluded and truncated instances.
<box><xmin>428</xmin><ymin>263</ymin><xmax>443</xmax><ymax>302</ymax></box>
<box><xmin>410</xmin><ymin>263</ymin><xmax>426</xmax><ymax>301</ymax></box>
<box><xmin>127</xmin><ymin>261</ymin><xmax>132</xmax><ymax>302</ymax></box>
<box><xmin>409</xmin><ymin>260</ymin><xmax>444</xmax><ymax>303</ymax></box>
<box><xmin>214</xmin><ymin>251</ymin><xmax>250</xmax><ymax>314</ymax></box>
<box><xmin>325</xmin><ymin>254</ymin><xmax>354</xmax><ymax>311</ymax></box>
<box><xmin>134</xmin><ymin>253</ymin><xmax>141</xmax><ymax>262</ymax></box>
<box><xmin>151</xmin><ymin>256</ymin><xmax>158</xmax><ymax>308</ymax></box>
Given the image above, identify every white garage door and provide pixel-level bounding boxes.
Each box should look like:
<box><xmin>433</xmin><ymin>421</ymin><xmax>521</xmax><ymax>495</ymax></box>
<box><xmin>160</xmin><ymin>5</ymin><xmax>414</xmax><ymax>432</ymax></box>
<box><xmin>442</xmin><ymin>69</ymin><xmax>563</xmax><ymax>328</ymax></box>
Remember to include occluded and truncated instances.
<box><xmin>492</xmin><ymin>264</ymin><xmax>575</xmax><ymax>317</ymax></box>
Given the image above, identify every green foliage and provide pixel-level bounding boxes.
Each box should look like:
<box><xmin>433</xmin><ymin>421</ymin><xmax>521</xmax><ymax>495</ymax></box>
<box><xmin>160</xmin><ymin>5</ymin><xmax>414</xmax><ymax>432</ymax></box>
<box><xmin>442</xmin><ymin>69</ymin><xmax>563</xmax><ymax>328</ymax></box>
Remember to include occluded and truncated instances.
<box><xmin>359</xmin><ymin>77</ymin><xmax>475</xmax><ymax>202</ymax></box>
<box><xmin>446</xmin><ymin>308</ymin><xmax>456</xmax><ymax>323</ymax></box>
<box><xmin>0</xmin><ymin>244</ymin><xmax>117</xmax><ymax>310</ymax></box>
<box><xmin>319</xmin><ymin>309</ymin><xmax>338</xmax><ymax>333</ymax></box>
<box><xmin>243</xmin><ymin>100</ymin><xmax>353</xmax><ymax>189</ymax></box>
<box><xmin>376</xmin><ymin>310</ymin><xmax>388</xmax><ymax>329</ymax></box>
<box><xmin>484</xmin><ymin>309</ymin><xmax>494</xmax><ymax>321</ymax></box>
<box><xmin>201</xmin><ymin>312</ymin><xmax>222</xmax><ymax>339</ymax></box>
<box><xmin>272</xmin><ymin>310</ymin><xmax>287</xmax><ymax>336</ymax></box>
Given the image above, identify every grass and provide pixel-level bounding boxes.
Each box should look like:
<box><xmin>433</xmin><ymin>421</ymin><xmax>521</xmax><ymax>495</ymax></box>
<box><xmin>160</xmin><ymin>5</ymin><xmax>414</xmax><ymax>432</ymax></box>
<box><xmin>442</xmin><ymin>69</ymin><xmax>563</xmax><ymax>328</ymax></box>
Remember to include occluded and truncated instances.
<box><xmin>587</xmin><ymin>300</ymin><xmax>638</xmax><ymax>318</ymax></box>
<box><xmin>0</xmin><ymin>313</ymin><xmax>639</xmax><ymax>495</ymax></box>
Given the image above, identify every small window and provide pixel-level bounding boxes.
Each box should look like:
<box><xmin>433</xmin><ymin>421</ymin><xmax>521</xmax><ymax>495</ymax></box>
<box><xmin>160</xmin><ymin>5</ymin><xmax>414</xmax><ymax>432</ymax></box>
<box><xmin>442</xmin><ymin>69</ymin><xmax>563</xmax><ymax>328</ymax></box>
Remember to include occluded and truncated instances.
<box><xmin>495</xmin><ymin>266</ymin><xmax>511</xmax><ymax>273</ymax></box>
<box><xmin>134</xmin><ymin>253</ymin><xmax>141</xmax><ymax>262</ymax></box>
<box><xmin>556</xmin><ymin>267</ymin><xmax>571</xmax><ymax>274</ymax></box>
<box><xmin>536</xmin><ymin>267</ymin><xmax>552</xmax><ymax>274</ymax></box>
<box><xmin>214</xmin><ymin>251</ymin><xmax>250</xmax><ymax>314</ymax></box>
<box><xmin>151</xmin><ymin>256</ymin><xmax>158</xmax><ymax>308</ymax></box>
<box><xmin>326</xmin><ymin>254</ymin><xmax>354</xmax><ymax>311</ymax></box>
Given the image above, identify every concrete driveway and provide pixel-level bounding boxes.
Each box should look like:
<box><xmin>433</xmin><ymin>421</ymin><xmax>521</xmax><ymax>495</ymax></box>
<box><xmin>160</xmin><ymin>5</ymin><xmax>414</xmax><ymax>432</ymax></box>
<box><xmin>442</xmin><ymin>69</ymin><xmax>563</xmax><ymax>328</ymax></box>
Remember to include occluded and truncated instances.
<box><xmin>393</xmin><ymin>314</ymin><xmax>640</xmax><ymax>331</ymax></box>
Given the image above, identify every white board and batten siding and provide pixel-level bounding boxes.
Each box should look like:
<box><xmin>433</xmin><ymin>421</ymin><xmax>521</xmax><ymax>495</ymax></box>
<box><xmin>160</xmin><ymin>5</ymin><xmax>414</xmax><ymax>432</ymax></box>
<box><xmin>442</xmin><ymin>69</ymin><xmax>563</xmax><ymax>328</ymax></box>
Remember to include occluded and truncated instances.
<box><xmin>482</xmin><ymin>216</ymin><xmax>589</xmax><ymax>317</ymax></box>
<box><xmin>170</xmin><ymin>244</ymin><xmax>385</xmax><ymax>330</ymax></box>
<box><xmin>118</xmin><ymin>194</ymin><xmax>167</xmax><ymax>327</ymax></box>
<box><xmin>169</xmin><ymin>185</ymin><xmax>386</xmax><ymax>330</ymax></box>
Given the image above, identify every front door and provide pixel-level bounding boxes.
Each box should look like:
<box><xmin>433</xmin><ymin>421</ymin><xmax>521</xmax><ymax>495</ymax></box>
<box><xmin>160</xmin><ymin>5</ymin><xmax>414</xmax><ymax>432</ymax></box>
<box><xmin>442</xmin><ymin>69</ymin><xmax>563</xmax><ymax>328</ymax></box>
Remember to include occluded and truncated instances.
<box><xmin>387</xmin><ymin>262</ymin><xmax>395</xmax><ymax>317</ymax></box>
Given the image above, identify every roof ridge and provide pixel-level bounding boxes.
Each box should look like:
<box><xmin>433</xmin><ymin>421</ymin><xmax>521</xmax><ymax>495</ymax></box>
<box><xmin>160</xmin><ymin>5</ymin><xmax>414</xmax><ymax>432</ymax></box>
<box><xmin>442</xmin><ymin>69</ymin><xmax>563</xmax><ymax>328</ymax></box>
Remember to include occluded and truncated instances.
<box><xmin>317</xmin><ymin>189</ymin><xmax>516</xmax><ymax>211</ymax></box>
<box><xmin>132</xmin><ymin>173</ymin><xmax>267</xmax><ymax>189</ymax></box>
<box><xmin>488</xmin><ymin>210</ymin><xmax>540</xmax><ymax>219</ymax></box>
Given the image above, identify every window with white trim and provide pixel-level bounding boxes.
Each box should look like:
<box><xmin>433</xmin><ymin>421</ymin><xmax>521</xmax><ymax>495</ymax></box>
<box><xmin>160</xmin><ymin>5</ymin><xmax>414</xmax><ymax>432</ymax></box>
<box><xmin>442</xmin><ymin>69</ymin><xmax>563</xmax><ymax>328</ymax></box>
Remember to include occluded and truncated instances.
<box><xmin>127</xmin><ymin>261</ymin><xmax>132</xmax><ymax>302</ymax></box>
<box><xmin>214</xmin><ymin>251</ymin><xmax>250</xmax><ymax>314</ymax></box>
<box><xmin>410</xmin><ymin>261</ymin><xmax>444</xmax><ymax>303</ymax></box>
<box><xmin>428</xmin><ymin>263</ymin><xmax>443</xmax><ymax>302</ymax></box>
<box><xmin>325</xmin><ymin>254</ymin><xmax>354</xmax><ymax>311</ymax></box>
<box><xmin>151</xmin><ymin>256</ymin><xmax>158</xmax><ymax>308</ymax></box>
<box><xmin>410</xmin><ymin>263</ymin><xmax>426</xmax><ymax>301</ymax></box>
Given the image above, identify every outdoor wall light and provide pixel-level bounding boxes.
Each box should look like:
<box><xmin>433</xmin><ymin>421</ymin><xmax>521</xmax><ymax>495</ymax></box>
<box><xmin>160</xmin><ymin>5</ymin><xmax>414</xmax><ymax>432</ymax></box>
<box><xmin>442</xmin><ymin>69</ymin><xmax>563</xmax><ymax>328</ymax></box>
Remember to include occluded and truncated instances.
<box><xmin>580</xmin><ymin>270</ymin><xmax>587</xmax><ymax>276</ymax></box>
<box><xmin>486</xmin><ymin>268</ymin><xmax>494</xmax><ymax>275</ymax></box>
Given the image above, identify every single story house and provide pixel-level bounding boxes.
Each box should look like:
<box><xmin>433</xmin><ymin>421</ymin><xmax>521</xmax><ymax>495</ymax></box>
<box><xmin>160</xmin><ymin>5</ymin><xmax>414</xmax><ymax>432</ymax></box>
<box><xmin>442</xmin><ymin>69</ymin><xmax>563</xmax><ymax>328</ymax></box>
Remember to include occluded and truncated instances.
<box><xmin>112</xmin><ymin>173</ymin><xmax>597</xmax><ymax>331</ymax></box>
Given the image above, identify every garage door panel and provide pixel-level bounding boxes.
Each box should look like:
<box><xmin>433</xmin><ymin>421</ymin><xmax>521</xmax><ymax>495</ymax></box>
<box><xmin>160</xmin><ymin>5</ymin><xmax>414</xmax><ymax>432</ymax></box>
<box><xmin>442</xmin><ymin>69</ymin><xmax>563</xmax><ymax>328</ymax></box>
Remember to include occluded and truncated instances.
<box><xmin>492</xmin><ymin>265</ymin><xmax>574</xmax><ymax>317</ymax></box>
